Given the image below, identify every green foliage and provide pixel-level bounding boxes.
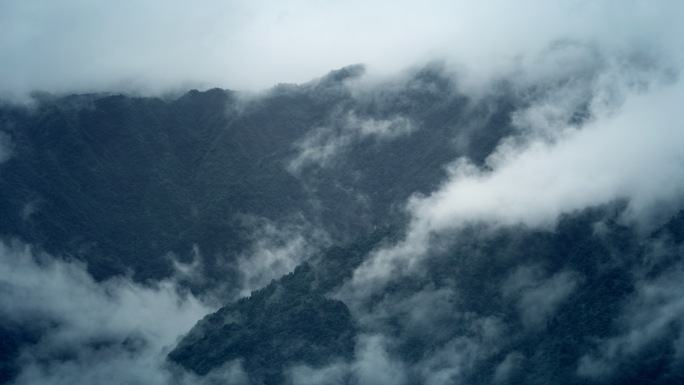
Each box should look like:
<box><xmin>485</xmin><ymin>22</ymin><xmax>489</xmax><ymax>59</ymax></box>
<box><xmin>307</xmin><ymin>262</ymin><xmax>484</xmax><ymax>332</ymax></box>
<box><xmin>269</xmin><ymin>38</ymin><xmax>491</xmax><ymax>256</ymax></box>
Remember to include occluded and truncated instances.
<box><xmin>168</xmin><ymin>229</ymin><xmax>397</xmax><ymax>383</ymax></box>
<box><xmin>0</xmin><ymin>65</ymin><xmax>519</xmax><ymax>286</ymax></box>
<box><xmin>169</xmin><ymin>264</ymin><xmax>356</xmax><ymax>385</ymax></box>
<box><xmin>4</xmin><ymin>65</ymin><xmax>653</xmax><ymax>384</ymax></box>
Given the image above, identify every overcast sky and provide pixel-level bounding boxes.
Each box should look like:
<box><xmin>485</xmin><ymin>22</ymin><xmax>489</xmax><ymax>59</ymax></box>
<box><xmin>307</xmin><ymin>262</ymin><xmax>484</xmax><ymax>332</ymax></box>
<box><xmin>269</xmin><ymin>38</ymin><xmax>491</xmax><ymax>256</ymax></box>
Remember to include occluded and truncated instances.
<box><xmin>1</xmin><ymin>0</ymin><xmax>682</xmax><ymax>97</ymax></box>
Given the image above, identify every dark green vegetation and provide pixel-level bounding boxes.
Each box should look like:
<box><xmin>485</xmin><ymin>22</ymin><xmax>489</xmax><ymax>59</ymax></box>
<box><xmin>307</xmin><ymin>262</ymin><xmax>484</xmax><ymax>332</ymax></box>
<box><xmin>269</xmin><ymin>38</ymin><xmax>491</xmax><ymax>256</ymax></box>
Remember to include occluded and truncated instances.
<box><xmin>1</xmin><ymin>64</ymin><xmax>683</xmax><ymax>384</ymax></box>
<box><xmin>169</xmin><ymin>264</ymin><xmax>355</xmax><ymax>384</ymax></box>
<box><xmin>168</xmin><ymin>205</ymin><xmax>684</xmax><ymax>384</ymax></box>
<box><xmin>379</xmin><ymin>205</ymin><xmax>641</xmax><ymax>385</ymax></box>
<box><xmin>168</xmin><ymin>229</ymin><xmax>394</xmax><ymax>385</ymax></box>
<box><xmin>0</xmin><ymin>65</ymin><xmax>514</xmax><ymax>286</ymax></box>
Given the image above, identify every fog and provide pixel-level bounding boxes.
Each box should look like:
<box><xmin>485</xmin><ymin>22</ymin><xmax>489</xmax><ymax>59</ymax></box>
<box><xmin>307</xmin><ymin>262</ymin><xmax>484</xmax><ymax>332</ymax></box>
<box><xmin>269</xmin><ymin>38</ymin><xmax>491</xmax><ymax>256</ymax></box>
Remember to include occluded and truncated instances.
<box><xmin>0</xmin><ymin>239</ymin><xmax>213</xmax><ymax>385</ymax></box>
<box><xmin>2</xmin><ymin>1</ymin><xmax>682</xmax><ymax>98</ymax></box>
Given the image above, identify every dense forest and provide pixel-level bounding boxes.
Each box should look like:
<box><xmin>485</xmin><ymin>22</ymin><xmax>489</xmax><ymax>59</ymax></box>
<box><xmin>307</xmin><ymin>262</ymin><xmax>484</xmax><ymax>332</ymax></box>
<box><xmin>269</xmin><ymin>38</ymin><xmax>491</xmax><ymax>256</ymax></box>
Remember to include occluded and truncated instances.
<box><xmin>1</xmin><ymin>62</ymin><xmax>683</xmax><ymax>385</ymax></box>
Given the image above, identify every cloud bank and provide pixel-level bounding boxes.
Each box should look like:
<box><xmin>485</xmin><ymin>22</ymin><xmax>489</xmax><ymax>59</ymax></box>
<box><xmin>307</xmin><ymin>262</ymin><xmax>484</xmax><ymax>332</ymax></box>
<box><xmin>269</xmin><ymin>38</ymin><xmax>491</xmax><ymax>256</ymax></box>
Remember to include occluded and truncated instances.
<box><xmin>341</xmin><ymin>49</ymin><xmax>684</xmax><ymax>298</ymax></box>
<box><xmin>0</xmin><ymin>239</ymin><xmax>215</xmax><ymax>385</ymax></box>
<box><xmin>1</xmin><ymin>0</ymin><xmax>682</xmax><ymax>97</ymax></box>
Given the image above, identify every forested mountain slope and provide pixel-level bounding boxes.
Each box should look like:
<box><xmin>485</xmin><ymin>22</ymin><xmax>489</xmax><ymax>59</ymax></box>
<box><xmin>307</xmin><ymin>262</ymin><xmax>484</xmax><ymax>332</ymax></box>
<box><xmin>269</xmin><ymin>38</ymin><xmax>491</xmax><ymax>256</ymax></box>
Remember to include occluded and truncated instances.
<box><xmin>169</xmin><ymin>205</ymin><xmax>684</xmax><ymax>385</ymax></box>
<box><xmin>1</xmin><ymin>61</ymin><xmax>683</xmax><ymax>385</ymax></box>
<box><xmin>0</xmin><ymin>65</ymin><xmax>517</xmax><ymax>285</ymax></box>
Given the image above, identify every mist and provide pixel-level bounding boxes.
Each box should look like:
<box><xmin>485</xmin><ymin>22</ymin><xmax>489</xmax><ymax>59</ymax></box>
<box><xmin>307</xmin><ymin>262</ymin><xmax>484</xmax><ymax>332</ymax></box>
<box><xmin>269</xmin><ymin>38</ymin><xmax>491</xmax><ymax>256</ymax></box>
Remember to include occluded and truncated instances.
<box><xmin>235</xmin><ymin>215</ymin><xmax>330</xmax><ymax>297</ymax></box>
<box><xmin>0</xmin><ymin>239</ymin><xmax>216</xmax><ymax>385</ymax></box>
<box><xmin>288</xmin><ymin>113</ymin><xmax>415</xmax><ymax>174</ymax></box>
<box><xmin>342</xmin><ymin>46</ymin><xmax>684</xmax><ymax>298</ymax></box>
<box><xmin>2</xmin><ymin>1</ymin><xmax>682</xmax><ymax>98</ymax></box>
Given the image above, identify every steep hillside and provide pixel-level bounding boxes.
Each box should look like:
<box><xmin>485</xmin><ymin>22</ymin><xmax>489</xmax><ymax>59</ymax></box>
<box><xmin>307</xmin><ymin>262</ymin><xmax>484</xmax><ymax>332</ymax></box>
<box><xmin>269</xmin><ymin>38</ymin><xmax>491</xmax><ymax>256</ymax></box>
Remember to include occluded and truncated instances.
<box><xmin>170</xmin><ymin>205</ymin><xmax>684</xmax><ymax>384</ymax></box>
<box><xmin>2</xmin><ymin>62</ymin><xmax>682</xmax><ymax>385</ymax></box>
<box><xmin>0</xmin><ymin>65</ymin><xmax>520</xmax><ymax>286</ymax></box>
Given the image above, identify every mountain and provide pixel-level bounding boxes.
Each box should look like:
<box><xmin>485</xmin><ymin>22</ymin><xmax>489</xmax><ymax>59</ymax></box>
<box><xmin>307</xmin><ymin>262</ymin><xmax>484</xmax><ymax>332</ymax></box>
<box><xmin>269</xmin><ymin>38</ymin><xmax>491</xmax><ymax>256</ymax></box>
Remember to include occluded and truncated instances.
<box><xmin>0</xmin><ymin>65</ymin><xmax>516</xmax><ymax>286</ymax></box>
<box><xmin>167</xmin><ymin>203</ymin><xmax>684</xmax><ymax>385</ymax></box>
<box><xmin>0</xmin><ymin>64</ymin><xmax>519</xmax><ymax>383</ymax></box>
<box><xmin>1</xmin><ymin>63</ymin><xmax>683</xmax><ymax>385</ymax></box>
<box><xmin>168</xmin><ymin>228</ymin><xmax>393</xmax><ymax>385</ymax></box>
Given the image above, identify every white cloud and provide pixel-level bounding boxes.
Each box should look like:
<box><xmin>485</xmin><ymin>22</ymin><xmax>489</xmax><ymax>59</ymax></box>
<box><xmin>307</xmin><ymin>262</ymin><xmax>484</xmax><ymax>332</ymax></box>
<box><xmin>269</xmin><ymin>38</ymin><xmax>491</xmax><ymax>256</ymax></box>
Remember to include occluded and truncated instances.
<box><xmin>288</xmin><ymin>361</ymin><xmax>350</xmax><ymax>385</ymax></box>
<box><xmin>409</xmin><ymin>76</ymin><xmax>684</xmax><ymax>231</ymax></box>
<box><xmin>235</xmin><ymin>216</ymin><xmax>329</xmax><ymax>297</ymax></box>
<box><xmin>341</xmin><ymin>39</ymin><xmax>684</xmax><ymax>299</ymax></box>
<box><xmin>503</xmin><ymin>266</ymin><xmax>580</xmax><ymax>329</ymax></box>
<box><xmin>288</xmin><ymin>112</ymin><xmax>415</xmax><ymax>174</ymax></box>
<box><xmin>1</xmin><ymin>1</ymin><xmax>682</xmax><ymax>97</ymax></box>
<box><xmin>0</xmin><ymin>239</ymin><xmax>214</xmax><ymax>385</ymax></box>
<box><xmin>286</xmin><ymin>316</ymin><xmax>503</xmax><ymax>385</ymax></box>
<box><xmin>493</xmin><ymin>352</ymin><xmax>525</xmax><ymax>383</ymax></box>
<box><xmin>285</xmin><ymin>334</ymin><xmax>407</xmax><ymax>385</ymax></box>
<box><xmin>413</xmin><ymin>316</ymin><xmax>503</xmax><ymax>385</ymax></box>
<box><xmin>352</xmin><ymin>334</ymin><xmax>407</xmax><ymax>385</ymax></box>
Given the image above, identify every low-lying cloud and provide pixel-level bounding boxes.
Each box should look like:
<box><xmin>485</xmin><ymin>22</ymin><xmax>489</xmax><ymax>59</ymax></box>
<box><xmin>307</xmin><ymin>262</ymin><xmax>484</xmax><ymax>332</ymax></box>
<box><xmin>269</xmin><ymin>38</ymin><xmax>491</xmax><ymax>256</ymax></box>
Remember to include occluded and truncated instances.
<box><xmin>287</xmin><ymin>334</ymin><xmax>407</xmax><ymax>385</ymax></box>
<box><xmin>0</xmin><ymin>239</ymin><xmax>213</xmax><ymax>385</ymax></box>
<box><xmin>287</xmin><ymin>317</ymin><xmax>504</xmax><ymax>385</ymax></box>
<box><xmin>342</xmin><ymin>55</ymin><xmax>684</xmax><ymax>298</ymax></box>
<box><xmin>410</xmin><ymin>67</ymin><xmax>683</xmax><ymax>232</ymax></box>
<box><xmin>288</xmin><ymin>112</ymin><xmax>415</xmax><ymax>175</ymax></box>
<box><xmin>503</xmin><ymin>266</ymin><xmax>580</xmax><ymax>329</ymax></box>
<box><xmin>235</xmin><ymin>215</ymin><xmax>330</xmax><ymax>297</ymax></box>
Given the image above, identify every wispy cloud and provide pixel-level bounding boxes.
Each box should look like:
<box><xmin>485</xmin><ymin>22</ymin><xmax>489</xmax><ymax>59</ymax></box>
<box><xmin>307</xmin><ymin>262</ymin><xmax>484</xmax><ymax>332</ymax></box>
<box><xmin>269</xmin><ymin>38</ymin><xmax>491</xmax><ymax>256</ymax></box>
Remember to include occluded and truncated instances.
<box><xmin>341</xmin><ymin>52</ymin><xmax>684</xmax><ymax>299</ymax></box>
<box><xmin>288</xmin><ymin>112</ymin><xmax>415</xmax><ymax>175</ymax></box>
<box><xmin>286</xmin><ymin>316</ymin><xmax>503</xmax><ymax>385</ymax></box>
<box><xmin>235</xmin><ymin>215</ymin><xmax>330</xmax><ymax>297</ymax></box>
<box><xmin>503</xmin><ymin>266</ymin><xmax>581</xmax><ymax>329</ymax></box>
<box><xmin>0</xmin><ymin>239</ymin><xmax>212</xmax><ymax>385</ymax></box>
<box><xmin>287</xmin><ymin>334</ymin><xmax>408</xmax><ymax>385</ymax></box>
